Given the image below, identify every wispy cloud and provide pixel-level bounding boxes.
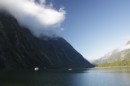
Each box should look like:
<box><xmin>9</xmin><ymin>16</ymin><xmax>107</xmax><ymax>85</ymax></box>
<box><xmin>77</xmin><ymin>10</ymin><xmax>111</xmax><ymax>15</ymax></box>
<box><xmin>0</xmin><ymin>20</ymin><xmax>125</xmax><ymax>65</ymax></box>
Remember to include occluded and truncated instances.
<box><xmin>0</xmin><ymin>0</ymin><xmax>66</xmax><ymax>37</ymax></box>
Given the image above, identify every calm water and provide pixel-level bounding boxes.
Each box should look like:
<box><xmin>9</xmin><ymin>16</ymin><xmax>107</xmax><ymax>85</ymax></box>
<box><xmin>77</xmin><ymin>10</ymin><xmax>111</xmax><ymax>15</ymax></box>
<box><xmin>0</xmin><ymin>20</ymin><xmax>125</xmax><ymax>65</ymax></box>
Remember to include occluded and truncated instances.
<box><xmin>0</xmin><ymin>68</ymin><xmax>130</xmax><ymax>86</ymax></box>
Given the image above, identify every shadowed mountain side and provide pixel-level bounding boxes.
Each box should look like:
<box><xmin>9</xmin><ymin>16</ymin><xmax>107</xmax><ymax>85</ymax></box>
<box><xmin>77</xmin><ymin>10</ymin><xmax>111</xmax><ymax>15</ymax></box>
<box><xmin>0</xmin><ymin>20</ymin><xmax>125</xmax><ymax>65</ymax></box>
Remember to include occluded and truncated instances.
<box><xmin>0</xmin><ymin>12</ymin><xmax>94</xmax><ymax>71</ymax></box>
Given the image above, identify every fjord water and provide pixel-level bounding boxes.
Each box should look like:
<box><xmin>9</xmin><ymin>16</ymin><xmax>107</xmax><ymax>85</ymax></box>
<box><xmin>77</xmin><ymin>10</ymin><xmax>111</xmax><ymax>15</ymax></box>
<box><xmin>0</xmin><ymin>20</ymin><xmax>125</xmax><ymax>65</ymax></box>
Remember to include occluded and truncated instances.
<box><xmin>1</xmin><ymin>68</ymin><xmax>130</xmax><ymax>86</ymax></box>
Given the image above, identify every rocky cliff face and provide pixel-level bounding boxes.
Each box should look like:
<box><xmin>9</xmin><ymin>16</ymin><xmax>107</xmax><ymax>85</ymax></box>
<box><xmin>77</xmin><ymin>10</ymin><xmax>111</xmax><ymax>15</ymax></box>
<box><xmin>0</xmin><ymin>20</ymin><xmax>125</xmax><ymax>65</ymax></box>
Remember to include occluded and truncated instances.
<box><xmin>0</xmin><ymin>12</ymin><xmax>93</xmax><ymax>71</ymax></box>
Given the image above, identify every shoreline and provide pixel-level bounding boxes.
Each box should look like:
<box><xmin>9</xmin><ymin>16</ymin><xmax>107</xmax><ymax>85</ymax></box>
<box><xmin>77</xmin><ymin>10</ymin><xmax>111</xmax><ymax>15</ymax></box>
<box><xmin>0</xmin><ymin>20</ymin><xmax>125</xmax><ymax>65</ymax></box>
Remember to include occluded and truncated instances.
<box><xmin>95</xmin><ymin>66</ymin><xmax>130</xmax><ymax>69</ymax></box>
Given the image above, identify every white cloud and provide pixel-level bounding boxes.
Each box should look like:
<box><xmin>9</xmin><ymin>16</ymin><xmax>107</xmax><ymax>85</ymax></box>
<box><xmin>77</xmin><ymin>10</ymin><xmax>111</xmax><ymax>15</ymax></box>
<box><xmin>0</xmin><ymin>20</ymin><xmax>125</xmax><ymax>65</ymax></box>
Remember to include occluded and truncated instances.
<box><xmin>118</xmin><ymin>36</ymin><xmax>130</xmax><ymax>51</ymax></box>
<box><xmin>0</xmin><ymin>0</ymin><xmax>66</xmax><ymax>37</ymax></box>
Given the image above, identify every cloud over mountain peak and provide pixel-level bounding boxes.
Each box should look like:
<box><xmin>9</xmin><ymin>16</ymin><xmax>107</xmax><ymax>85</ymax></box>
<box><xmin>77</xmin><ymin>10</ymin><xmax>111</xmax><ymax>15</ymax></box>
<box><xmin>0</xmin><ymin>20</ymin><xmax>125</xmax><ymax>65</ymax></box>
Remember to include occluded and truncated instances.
<box><xmin>0</xmin><ymin>0</ymin><xmax>66</xmax><ymax>37</ymax></box>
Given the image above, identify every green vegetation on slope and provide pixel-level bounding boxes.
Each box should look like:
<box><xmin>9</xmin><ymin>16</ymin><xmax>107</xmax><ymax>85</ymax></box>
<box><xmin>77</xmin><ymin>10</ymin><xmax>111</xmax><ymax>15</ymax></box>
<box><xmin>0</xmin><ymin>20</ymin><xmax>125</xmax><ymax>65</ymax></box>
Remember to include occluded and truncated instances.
<box><xmin>97</xmin><ymin>59</ymin><xmax>130</xmax><ymax>67</ymax></box>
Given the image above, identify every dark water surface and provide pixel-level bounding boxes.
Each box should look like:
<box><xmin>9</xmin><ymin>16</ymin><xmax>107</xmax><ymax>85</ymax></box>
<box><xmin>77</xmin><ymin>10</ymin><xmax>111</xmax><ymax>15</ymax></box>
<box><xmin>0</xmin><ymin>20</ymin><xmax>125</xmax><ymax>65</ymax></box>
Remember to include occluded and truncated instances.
<box><xmin>0</xmin><ymin>68</ymin><xmax>130</xmax><ymax>86</ymax></box>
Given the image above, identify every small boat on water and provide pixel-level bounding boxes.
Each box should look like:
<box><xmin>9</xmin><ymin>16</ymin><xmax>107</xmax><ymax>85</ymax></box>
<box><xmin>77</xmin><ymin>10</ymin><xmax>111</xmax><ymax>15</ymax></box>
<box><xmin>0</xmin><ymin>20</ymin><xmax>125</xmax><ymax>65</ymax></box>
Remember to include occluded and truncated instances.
<box><xmin>34</xmin><ymin>67</ymin><xmax>39</xmax><ymax>71</ymax></box>
<box><xmin>68</xmin><ymin>68</ymin><xmax>72</xmax><ymax>71</ymax></box>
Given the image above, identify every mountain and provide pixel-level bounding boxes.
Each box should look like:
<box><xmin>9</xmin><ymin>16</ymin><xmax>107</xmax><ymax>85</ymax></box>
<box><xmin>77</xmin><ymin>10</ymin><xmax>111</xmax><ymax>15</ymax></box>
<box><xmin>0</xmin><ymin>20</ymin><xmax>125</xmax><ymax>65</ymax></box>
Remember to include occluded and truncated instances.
<box><xmin>93</xmin><ymin>41</ymin><xmax>130</xmax><ymax>67</ymax></box>
<box><xmin>0</xmin><ymin>11</ymin><xmax>94</xmax><ymax>71</ymax></box>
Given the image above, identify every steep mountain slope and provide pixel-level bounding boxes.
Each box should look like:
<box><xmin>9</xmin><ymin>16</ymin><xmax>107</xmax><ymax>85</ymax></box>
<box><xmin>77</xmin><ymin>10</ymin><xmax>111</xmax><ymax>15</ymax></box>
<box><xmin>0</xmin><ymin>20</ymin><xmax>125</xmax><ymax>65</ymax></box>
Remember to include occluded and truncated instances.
<box><xmin>93</xmin><ymin>41</ymin><xmax>130</xmax><ymax>67</ymax></box>
<box><xmin>0</xmin><ymin>12</ymin><xmax>94</xmax><ymax>70</ymax></box>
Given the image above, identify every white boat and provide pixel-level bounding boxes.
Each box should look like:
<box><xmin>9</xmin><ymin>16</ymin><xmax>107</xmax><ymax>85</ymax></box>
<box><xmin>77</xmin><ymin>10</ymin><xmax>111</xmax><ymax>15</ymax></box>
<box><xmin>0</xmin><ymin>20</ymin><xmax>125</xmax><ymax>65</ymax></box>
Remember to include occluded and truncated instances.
<box><xmin>68</xmin><ymin>68</ymin><xmax>72</xmax><ymax>71</ymax></box>
<box><xmin>34</xmin><ymin>67</ymin><xmax>39</xmax><ymax>71</ymax></box>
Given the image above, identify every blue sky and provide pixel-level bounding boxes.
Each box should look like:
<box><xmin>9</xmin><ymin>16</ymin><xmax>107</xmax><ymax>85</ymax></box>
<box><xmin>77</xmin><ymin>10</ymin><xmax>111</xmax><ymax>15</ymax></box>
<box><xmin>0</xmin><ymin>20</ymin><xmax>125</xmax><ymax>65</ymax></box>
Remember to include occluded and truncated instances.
<box><xmin>52</xmin><ymin>0</ymin><xmax>130</xmax><ymax>61</ymax></box>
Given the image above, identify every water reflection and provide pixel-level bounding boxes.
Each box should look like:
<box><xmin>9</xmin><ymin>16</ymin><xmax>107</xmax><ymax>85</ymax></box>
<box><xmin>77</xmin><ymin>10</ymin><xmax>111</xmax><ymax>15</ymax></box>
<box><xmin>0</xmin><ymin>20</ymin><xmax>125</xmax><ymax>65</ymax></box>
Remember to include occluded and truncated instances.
<box><xmin>0</xmin><ymin>68</ymin><xmax>130</xmax><ymax>86</ymax></box>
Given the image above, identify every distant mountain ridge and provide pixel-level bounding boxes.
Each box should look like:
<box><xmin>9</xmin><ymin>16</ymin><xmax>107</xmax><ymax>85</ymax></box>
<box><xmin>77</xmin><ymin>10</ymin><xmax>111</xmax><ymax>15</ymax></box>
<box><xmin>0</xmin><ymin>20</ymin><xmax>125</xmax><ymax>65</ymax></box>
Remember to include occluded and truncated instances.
<box><xmin>0</xmin><ymin>11</ymin><xmax>94</xmax><ymax>71</ymax></box>
<box><xmin>93</xmin><ymin>41</ymin><xmax>130</xmax><ymax>67</ymax></box>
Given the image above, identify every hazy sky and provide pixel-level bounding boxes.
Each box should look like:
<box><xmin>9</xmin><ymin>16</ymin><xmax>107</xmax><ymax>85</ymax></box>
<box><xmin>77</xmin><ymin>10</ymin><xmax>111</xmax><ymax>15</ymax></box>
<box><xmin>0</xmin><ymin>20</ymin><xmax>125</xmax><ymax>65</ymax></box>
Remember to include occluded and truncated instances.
<box><xmin>51</xmin><ymin>0</ymin><xmax>130</xmax><ymax>61</ymax></box>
